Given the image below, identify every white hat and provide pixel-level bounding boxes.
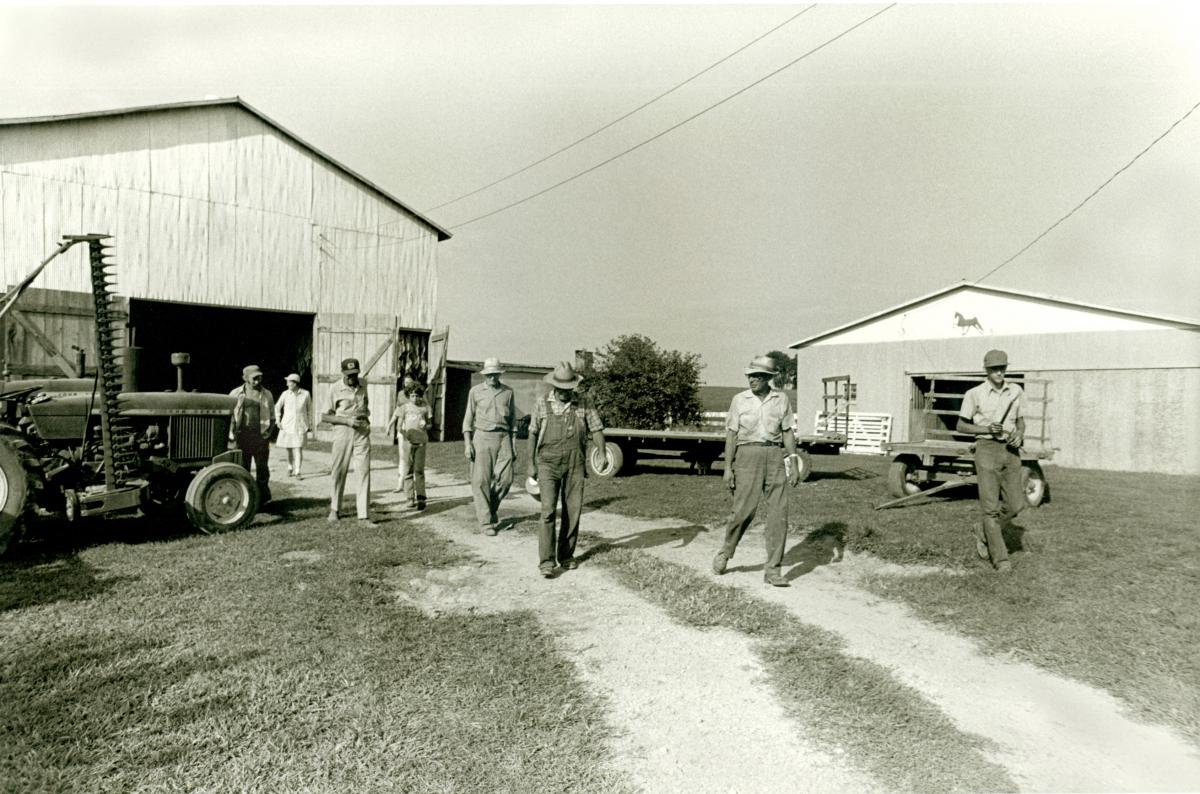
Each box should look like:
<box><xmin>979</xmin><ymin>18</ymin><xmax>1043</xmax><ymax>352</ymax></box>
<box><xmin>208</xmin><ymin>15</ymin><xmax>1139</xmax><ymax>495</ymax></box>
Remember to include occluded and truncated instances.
<box><xmin>285</xmin><ymin>373</ymin><xmax>301</xmax><ymax>382</ymax></box>
<box><xmin>480</xmin><ymin>357</ymin><xmax>505</xmax><ymax>375</ymax></box>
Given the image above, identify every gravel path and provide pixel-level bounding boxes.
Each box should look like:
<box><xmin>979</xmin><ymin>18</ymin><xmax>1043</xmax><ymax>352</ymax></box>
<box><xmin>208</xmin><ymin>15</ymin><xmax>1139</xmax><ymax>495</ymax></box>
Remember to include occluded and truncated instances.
<box><xmin>269</xmin><ymin>447</ymin><xmax>1200</xmax><ymax>793</ymax></box>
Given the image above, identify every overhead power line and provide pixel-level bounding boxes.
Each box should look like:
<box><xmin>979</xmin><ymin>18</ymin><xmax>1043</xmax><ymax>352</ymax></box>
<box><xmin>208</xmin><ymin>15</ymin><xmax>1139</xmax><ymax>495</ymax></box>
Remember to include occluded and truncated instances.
<box><xmin>976</xmin><ymin>99</ymin><xmax>1200</xmax><ymax>283</ymax></box>
<box><xmin>424</xmin><ymin>5</ymin><xmax>817</xmax><ymax>214</ymax></box>
<box><xmin>447</xmin><ymin>3</ymin><xmax>897</xmax><ymax>232</ymax></box>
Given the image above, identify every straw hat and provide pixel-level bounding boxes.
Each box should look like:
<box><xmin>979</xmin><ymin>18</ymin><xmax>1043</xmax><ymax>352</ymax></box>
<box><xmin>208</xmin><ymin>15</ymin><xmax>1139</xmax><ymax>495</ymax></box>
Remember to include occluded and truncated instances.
<box><xmin>543</xmin><ymin>361</ymin><xmax>583</xmax><ymax>390</ymax></box>
<box><xmin>480</xmin><ymin>357</ymin><xmax>505</xmax><ymax>376</ymax></box>
<box><xmin>744</xmin><ymin>356</ymin><xmax>779</xmax><ymax>376</ymax></box>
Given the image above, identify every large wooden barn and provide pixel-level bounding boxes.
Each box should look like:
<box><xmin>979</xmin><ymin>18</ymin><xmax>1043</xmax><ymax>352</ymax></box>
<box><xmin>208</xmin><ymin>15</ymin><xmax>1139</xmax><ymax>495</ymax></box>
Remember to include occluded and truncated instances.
<box><xmin>0</xmin><ymin>97</ymin><xmax>450</xmax><ymax>429</ymax></box>
<box><xmin>790</xmin><ymin>283</ymin><xmax>1200</xmax><ymax>475</ymax></box>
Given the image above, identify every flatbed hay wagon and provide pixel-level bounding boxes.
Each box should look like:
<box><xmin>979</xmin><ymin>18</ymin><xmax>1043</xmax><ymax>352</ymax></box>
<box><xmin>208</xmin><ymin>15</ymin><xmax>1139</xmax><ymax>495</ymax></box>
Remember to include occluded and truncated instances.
<box><xmin>587</xmin><ymin>375</ymin><xmax>853</xmax><ymax>481</ymax></box>
<box><xmin>878</xmin><ymin>372</ymin><xmax>1054</xmax><ymax>510</ymax></box>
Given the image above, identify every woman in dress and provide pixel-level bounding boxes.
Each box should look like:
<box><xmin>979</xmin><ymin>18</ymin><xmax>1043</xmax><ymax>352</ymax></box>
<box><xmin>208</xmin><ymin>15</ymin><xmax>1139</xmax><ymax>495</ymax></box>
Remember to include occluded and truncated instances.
<box><xmin>274</xmin><ymin>373</ymin><xmax>313</xmax><ymax>478</ymax></box>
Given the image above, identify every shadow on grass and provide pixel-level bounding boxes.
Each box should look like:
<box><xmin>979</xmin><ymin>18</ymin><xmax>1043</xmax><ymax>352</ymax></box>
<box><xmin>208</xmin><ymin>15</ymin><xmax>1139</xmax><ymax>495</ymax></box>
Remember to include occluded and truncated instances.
<box><xmin>0</xmin><ymin>550</ymin><xmax>138</xmax><ymax>611</ymax></box>
<box><xmin>1</xmin><ymin>631</ymin><xmax>262</xmax><ymax>784</ymax></box>
<box><xmin>807</xmin><ymin>467</ymin><xmax>880</xmax><ymax>482</ymax></box>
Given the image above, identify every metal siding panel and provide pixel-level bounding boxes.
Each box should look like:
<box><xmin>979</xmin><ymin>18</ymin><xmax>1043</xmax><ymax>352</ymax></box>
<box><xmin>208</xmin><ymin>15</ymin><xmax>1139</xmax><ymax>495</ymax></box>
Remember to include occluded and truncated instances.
<box><xmin>234</xmin><ymin>205</ymin><xmax>263</xmax><ymax>308</ymax></box>
<box><xmin>147</xmin><ymin>192</ymin><xmax>181</xmax><ymax>300</ymax></box>
<box><xmin>235</xmin><ymin>116</ymin><xmax>264</xmax><ymax>210</ymax></box>
<box><xmin>115</xmin><ymin>187</ymin><xmax>150</xmax><ymax>297</ymax></box>
<box><xmin>175</xmin><ymin>109</ymin><xmax>211</xmax><ymax>202</ymax></box>
<box><xmin>1</xmin><ymin>172</ymin><xmax>45</xmax><ymax>289</ymax></box>
<box><xmin>208</xmin><ymin>109</ymin><xmax>238</xmax><ymax>207</ymax></box>
<box><xmin>148</xmin><ymin>112</ymin><xmax>182</xmax><ymax>198</ymax></box>
<box><xmin>41</xmin><ymin>178</ymin><xmax>85</xmax><ymax>293</ymax></box>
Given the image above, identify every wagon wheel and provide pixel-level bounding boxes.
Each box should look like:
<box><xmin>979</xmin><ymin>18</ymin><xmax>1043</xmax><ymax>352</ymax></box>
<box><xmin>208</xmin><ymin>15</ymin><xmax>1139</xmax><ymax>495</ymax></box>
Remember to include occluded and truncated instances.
<box><xmin>887</xmin><ymin>457</ymin><xmax>924</xmax><ymax>498</ymax></box>
<box><xmin>1021</xmin><ymin>463</ymin><xmax>1047</xmax><ymax>508</ymax></box>
<box><xmin>588</xmin><ymin>442</ymin><xmax>625</xmax><ymax>479</ymax></box>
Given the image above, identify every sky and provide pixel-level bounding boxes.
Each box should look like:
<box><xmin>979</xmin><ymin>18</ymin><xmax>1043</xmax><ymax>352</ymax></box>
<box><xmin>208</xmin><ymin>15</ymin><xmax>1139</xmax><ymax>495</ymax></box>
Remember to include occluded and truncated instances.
<box><xmin>1</xmin><ymin>2</ymin><xmax>1197</xmax><ymax>385</ymax></box>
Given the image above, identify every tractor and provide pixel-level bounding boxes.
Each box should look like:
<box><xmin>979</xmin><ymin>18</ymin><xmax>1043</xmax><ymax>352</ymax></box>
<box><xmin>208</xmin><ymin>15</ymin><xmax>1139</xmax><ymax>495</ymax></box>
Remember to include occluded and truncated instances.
<box><xmin>0</xmin><ymin>235</ymin><xmax>260</xmax><ymax>554</ymax></box>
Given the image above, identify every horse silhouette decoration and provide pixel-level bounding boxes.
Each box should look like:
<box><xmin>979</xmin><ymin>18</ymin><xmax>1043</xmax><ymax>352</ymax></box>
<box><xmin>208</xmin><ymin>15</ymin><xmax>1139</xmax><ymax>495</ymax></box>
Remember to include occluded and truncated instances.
<box><xmin>954</xmin><ymin>312</ymin><xmax>985</xmax><ymax>334</ymax></box>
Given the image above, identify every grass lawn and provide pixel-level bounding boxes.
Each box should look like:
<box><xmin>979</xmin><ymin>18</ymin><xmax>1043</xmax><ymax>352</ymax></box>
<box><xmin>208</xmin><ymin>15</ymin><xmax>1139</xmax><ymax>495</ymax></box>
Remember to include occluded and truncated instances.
<box><xmin>0</xmin><ymin>499</ymin><xmax>632</xmax><ymax>793</ymax></box>
<box><xmin>426</xmin><ymin>439</ymin><xmax>1200</xmax><ymax>743</ymax></box>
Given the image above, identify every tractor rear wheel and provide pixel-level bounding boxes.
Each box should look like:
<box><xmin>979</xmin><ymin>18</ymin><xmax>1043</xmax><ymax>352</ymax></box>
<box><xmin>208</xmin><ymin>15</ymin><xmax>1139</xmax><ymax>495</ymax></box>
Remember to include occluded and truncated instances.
<box><xmin>0</xmin><ymin>438</ymin><xmax>30</xmax><ymax>555</ymax></box>
<box><xmin>184</xmin><ymin>462</ymin><xmax>259</xmax><ymax>534</ymax></box>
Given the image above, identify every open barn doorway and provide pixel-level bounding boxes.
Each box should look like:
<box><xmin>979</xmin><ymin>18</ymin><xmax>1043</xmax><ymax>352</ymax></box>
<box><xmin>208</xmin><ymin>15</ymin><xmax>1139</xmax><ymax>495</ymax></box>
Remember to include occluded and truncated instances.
<box><xmin>127</xmin><ymin>300</ymin><xmax>315</xmax><ymax>394</ymax></box>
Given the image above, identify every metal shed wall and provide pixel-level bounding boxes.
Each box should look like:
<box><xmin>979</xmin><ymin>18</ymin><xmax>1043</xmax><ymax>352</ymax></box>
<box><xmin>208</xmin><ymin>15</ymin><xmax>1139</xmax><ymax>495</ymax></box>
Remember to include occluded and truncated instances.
<box><xmin>0</xmin><ymin>105</ymin><xmax>438</xmax><ymax>325</ymax></box>
<box><xmin>793</xmin><ymin>328</ymin><xmax>1200</xmax><ymax>474</ymax></box>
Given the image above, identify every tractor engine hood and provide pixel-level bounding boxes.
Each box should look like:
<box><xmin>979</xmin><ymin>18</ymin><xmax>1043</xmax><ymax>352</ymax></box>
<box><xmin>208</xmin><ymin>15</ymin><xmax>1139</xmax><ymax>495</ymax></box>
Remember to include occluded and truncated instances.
<box><xmin>28</xmin><ymin>392</ymin><xmax>237</xmax><ymax>441</ymax></box>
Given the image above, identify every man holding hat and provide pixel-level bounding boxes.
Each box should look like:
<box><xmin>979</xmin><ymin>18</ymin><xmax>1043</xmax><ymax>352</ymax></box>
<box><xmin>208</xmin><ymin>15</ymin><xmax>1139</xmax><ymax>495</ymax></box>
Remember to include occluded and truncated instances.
<box><xmin>323</xmin><ymin>357</ymin><xmax>375</xmax><ymax>527</ymax></box>
<box><xmin>462</xmin><ymin>357</ymin><xmax>517</xmax><ymax>535</ymax></box>
<box><xmin>713</xmin><ymin>355</ymin><xmax>801</xmax><ymax>587</ymax></box>
<box><xmin>957</xmin><ymin>349</ymin><xmax>1026</xmax><ymax>573</ymax></box>
<box><xmin>274</xmin><ymin>373</ymin><xmax>313</xmax><ymax>479</ymax></box>
<box><xmin>229</xmin><ymin>364</ymin><xmax>278</xmax><ymax>505</ymax></box>
<box><xmin>528</xmin><ymin>361</ymin><xmax>605</xmax><ymax>577</ymax></box>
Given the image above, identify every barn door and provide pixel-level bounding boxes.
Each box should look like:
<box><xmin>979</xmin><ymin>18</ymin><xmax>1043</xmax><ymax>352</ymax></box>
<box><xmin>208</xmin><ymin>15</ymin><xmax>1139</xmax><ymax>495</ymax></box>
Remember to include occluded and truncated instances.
<box><xmin>314</xmin><ymin>312</ymin><xmax>399</xmax><ymax>429</ymax></box>
<box><xmin>427</xmin><ymin>328</ymin><xmax>449</xmax><ymax>440</ymax></box>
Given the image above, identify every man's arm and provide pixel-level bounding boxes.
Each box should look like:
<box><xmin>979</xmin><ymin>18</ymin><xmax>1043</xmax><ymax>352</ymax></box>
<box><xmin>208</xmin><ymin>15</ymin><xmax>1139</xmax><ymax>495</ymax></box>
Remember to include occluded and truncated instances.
<box><xmin>722</xmin><ymin>429</ymin><xmax>738</xmax><ymax>491</ymax></box>
<box><xmin>462</xmin><ymin>388</ymin><xmax>476</xmax><ymax>461</ymax></box>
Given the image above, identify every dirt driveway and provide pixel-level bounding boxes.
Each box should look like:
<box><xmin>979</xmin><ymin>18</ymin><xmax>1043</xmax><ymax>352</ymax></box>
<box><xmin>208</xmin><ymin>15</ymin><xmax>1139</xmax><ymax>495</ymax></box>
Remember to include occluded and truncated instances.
<box><xmin>271</xmin><ymin>447</ymin><xmax>1200</xmax><ymax>793</ymax></box>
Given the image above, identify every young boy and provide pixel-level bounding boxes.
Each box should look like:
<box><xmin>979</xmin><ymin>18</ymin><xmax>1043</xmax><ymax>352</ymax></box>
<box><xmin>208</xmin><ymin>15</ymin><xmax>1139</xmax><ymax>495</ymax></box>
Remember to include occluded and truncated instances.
<box><xmin>395</xmin><ymin>384</ymin><xmax>431</xmax><ymax>509</ymax></box>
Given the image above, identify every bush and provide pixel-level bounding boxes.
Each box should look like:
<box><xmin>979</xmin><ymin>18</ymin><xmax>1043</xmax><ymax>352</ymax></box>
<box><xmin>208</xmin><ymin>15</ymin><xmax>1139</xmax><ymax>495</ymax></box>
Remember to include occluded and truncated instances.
<box><xmin>586</xmin><ymin>334</ymin><xmax>703</xmax><ymax>430</ymax></box>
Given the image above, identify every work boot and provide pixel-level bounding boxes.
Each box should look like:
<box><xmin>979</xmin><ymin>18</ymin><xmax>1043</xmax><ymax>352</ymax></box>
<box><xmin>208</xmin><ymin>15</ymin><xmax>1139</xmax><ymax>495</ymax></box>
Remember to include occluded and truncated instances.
<box><xmin>764</xmin><ymin>571</ymin><xmax>790</xmax><ymax>587</ymax></box>
<box><xmin>327</xmin><ymin>510</ymin><xmax>339</xmax><ymax>523</ymax></box>
<box><xmin>711</xmin><ymin>551</ymin><xmax>729</xmax><ymax>575</ymax></box>
<box><xmin>995</xmin><ymin>560</ymin><xmax>1013</xmax><ymax>574</ymax></box>
<box><xmin>484</xmin><ymin>524</ymin><xmax>498</xmax><ymax>537</ymax></box>
<box><xmin>539</xmin><ymin>564</ymin><xmax>556</xmax><ymax>579</ymax></box>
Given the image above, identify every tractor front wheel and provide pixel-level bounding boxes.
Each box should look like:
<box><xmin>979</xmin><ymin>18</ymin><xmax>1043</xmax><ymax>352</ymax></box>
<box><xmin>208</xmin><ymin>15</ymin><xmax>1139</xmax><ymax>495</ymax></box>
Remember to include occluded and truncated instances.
<box><xmin>0</xmin><ymin>440</ymin><xmax>30</xmax><ymax>554</ymax></box>
<box><xmin>184</xmin><ymin>463</ymin><xmax>259</xmax><ymax>534</ymax></box>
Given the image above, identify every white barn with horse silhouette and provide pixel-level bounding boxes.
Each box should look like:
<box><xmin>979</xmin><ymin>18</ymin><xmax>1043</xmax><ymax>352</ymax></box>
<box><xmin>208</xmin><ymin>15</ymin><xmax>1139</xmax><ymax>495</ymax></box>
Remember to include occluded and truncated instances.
<box><xmin>789</xmin><ymin>282</ymin><xmax>1200</xmax><ymax>474</ymax></box>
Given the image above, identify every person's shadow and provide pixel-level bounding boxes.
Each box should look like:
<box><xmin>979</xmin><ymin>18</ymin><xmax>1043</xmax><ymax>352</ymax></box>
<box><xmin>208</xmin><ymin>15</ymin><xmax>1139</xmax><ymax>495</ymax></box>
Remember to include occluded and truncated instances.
<box><xmin>783</xmin><ymin>522</ymin><xmax>847</xmax><ymax>581</ymax></box>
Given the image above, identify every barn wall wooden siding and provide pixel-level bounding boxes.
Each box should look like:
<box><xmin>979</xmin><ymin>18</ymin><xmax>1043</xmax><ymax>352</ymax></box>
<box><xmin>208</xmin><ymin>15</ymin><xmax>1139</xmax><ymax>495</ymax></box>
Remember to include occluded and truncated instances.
<box><xmin>0</xmin><ymin>105</ymin><xmax>438</xmax><ymax>326</ymax></box>
<box><xmin>793</xmin><ymin>328</ymin><xmax>1200</xmax><ymax>475</ymax></box>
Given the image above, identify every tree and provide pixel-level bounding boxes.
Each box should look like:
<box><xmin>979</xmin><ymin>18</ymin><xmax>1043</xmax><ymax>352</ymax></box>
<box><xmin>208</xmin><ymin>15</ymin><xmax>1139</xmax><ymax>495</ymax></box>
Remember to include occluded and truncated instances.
<box><xmin>766</xmin><ymin>350</ymin><xmax>797</xmax><ymax>390</ymax></box>
<box><xmin>586</xmin><ymin>334</ymin><xmax>704</xmax><ymax>430</ymax></box>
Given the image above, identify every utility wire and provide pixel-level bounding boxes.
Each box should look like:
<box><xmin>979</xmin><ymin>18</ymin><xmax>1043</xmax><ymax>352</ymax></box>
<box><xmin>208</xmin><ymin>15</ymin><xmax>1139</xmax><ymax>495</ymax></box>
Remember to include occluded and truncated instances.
<box><xmin>976</xmin><ymin>99</ymin><xmax>1200</xmax><ymax>283</ymax></box>
<box><xmin>423</xmin><ymin>5</ymin><xmax>817</xmax><ymax>214</ymax></box>
<box><xmin>447</xmin><ymin>4</ymin><xmax>896</xmax><ymax>232</ymax></box>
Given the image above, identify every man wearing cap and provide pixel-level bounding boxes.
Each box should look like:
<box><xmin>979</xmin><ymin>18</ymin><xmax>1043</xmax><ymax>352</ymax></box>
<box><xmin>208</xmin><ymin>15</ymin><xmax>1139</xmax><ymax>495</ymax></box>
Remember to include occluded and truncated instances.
<box><xmin>713</xmin><ymin>355</ymin><xmax>801</xmax><ymax>587</ymax></box>
<box><xmin>323</xmin><ymin>357</ymin><xmax>375</xmax><ymax>527</ymax></box>
<box><xmin>274</xmin><ymin>373</ymin><xmax>313</xmax><ymax>479</ymax></box>
<box><xmin>957</xmin><ymin>349</ymin><xmax>1026</xmax><ymax>573</ymax></box>
<box><xmin>528</xmin><ymin>361</ymin><xmax>605</xmax><ymax>577</ymax></box>
<box><xmin>229</xmin><ymin>364</ymin><xmax>278</xmax><ymax>505</ymax></box>
<box><xmin>462</xmin><ymin>358</ymin><xmax>517</xmax><ymax>535</ymax></box>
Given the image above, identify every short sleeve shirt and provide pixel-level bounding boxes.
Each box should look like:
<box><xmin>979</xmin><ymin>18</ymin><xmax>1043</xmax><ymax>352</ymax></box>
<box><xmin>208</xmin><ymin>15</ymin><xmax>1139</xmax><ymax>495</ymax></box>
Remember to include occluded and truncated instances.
<box><xmin>726</xmin><ymin>388</ymin><xmax>794</xmax><ymax>445</ymax></box>
<box><xmin>462</xmin><ymin>382</ymin><xmax>517</xmax><ymax>433</ymax></box>
<box><xmin>958</xmin><ymin>381</ymin><xmax>1023</xmax><ymax>435</ymax></box>
<box><xmin>327</xmin><ymin>380</ymin><xmax>369</xmax><ymax>422</ymax></box>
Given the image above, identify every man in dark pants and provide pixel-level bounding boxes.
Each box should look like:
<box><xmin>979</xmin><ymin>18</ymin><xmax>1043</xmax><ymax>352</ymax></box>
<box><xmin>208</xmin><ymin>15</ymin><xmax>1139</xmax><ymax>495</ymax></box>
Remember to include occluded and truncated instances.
<box><xmin>229</xmin><ymin>364</ymin><xmax>277</xmax><ymax>505</ymax></box>
<box><xmin>713</xmin><ymin>356</ymin><xmax>801</xmax><ymax>587</ymax></box>
<box><xmin>528</xmin><ymin>361</ymin><xmax>605</xmax><ymax>578</ymax></box>
<box><xmin>957</xmin><ymin>349</ymin><xmax>1026</xmax><ymax>573</ymax></box>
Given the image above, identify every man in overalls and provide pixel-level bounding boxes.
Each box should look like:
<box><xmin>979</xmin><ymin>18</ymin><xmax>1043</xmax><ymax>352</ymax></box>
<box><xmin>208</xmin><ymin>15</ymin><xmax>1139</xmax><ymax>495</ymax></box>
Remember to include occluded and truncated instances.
<box><xmin>957</xmin><ymin>349</ymin><xmax>1025</xmax><ymax>573</ymax></box>
<box><xmin>528</xmin><ymin>361</ymin><xmax>605</xmax><ymax>578</ymax></box>
<box><xmin>229</xmin><ymin>364</ymin><xmax>277</xmax><ymax>505</ymax></box>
